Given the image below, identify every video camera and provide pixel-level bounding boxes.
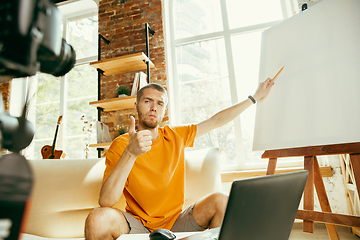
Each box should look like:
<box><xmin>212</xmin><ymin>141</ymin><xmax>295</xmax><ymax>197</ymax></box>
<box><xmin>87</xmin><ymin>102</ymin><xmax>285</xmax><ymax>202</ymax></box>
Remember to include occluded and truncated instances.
<box><xmin>0</xmin><ymin>0</ymin><xmax>76</xmax><ymax>239</ymax></box>
<box><xmin>0</xmin><ymin>0</ymin><xmax>76</xmax><ymax>82</ymax></box>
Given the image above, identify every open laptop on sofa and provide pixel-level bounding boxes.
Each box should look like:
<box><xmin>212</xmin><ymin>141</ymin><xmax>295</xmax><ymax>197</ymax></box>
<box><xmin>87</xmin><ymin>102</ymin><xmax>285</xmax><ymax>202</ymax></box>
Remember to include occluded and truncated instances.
<box><xmin>179</xmin><ymin>170</ymin><xmax>309</xmax><ymax>240</ymax></box>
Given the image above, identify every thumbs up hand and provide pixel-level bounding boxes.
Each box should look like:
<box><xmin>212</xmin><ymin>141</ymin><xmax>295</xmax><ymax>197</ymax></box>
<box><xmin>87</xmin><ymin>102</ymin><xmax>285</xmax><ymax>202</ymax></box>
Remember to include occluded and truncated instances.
<box><xmin>127</xmin><ymin>116</ymin><xmax>152</xmax><ymax>157</ymax></box>
<box><xmin>128</xmin><ymin>115</ymin><xmax>137</xmax><ymax>136</ymax></box>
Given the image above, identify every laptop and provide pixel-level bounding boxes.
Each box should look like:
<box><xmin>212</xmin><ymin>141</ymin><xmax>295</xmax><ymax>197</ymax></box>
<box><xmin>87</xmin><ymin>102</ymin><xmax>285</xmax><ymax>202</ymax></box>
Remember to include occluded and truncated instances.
<box><xmin>179</xmin><ymin>170</ymin><xmax>309</xmax><ymax>240</ymax></box>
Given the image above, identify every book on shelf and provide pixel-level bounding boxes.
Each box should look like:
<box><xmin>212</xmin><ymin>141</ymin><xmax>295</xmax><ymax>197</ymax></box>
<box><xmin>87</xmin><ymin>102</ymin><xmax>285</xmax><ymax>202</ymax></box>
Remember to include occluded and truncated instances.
<box><xmin>96</xmin><ymin>122</ymin><xmax>112</xmax><ymax>143</ymax></box>
<box><xmin>130</xmin><ymin>72</ymin><xmax>148</xmax><ymax>96</ymax></box>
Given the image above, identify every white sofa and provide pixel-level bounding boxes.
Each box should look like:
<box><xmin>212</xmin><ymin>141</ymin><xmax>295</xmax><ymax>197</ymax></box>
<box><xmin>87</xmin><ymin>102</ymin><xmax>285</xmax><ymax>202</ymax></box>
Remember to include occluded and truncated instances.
<box><xmin>22</xmin><ymin>147</ymin><xmax>222</xmax><ymax>240</ymax></box>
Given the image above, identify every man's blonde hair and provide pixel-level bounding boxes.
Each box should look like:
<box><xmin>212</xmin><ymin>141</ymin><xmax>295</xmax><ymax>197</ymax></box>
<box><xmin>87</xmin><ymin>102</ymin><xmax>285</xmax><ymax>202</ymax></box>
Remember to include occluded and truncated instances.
<box><xmin>136</xmin><ymin>83</ymin><xmax>168</xmax><ymax>105</ymax></box>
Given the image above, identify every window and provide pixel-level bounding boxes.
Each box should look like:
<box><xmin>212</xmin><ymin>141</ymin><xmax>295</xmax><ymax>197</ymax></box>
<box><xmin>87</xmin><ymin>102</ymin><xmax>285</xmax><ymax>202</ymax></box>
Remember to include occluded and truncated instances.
<box><xmin>165</xmin><ymin>0</ymin><xmax>302</xmax><ymax>170</ymax></box>
<box><xmin>11</xmin><ymin>1</ymin><xmax>99</xmax><ymax>160</ymax></box>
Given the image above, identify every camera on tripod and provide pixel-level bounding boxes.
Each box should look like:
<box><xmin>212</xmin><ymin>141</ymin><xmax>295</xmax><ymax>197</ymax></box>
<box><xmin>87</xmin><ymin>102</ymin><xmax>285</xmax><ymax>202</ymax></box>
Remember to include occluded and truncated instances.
<box><xmin>0</xmin><ymin>0</ymin><xmax>76</xmax><ymax>82</ymax></box>
<box><xmin>0</xmin><ymin>0</ymin><xmax>76</xmax><ymax>239</ymax></box>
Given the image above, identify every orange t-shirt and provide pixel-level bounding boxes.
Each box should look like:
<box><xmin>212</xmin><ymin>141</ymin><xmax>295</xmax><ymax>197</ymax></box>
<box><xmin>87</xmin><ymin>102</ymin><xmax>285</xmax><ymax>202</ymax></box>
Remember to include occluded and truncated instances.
<box><xmin>103</xmin><ymin>125</ymin><xmax>197</xmax><ymax>231</ymax></box>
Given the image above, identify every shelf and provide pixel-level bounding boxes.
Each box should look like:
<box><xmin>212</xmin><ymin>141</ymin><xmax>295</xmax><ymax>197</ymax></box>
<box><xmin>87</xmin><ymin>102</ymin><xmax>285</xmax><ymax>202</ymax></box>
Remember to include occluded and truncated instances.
<box><xmin>89</xmin><ymin>95</ymin><xmax>136</xmax><ymax>111</ymax></box>
<box><xmin>90</xmin><ymin>52</ymin><xmax>155</xmax><ymax>76</ymax></box>
<box><xmin>89</xmin><ymin>142</ymin><xmax>111</xmax><ymax>148</ymax></box>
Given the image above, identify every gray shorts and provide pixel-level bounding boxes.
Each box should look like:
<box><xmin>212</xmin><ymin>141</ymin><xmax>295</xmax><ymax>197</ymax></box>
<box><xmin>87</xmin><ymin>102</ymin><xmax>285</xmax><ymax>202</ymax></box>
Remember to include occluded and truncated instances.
<box><xmin>122</xmin><ymin>203</ymin><xmax>206</xmax><ymax>234</ymax></box>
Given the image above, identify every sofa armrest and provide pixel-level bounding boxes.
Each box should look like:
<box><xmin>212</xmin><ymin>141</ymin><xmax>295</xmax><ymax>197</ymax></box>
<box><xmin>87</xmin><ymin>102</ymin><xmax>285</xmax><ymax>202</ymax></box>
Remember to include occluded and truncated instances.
<box><xmin>26</xmin><ymin>158</ymin><xmax>106</xmax><ymax>238</ymax></box>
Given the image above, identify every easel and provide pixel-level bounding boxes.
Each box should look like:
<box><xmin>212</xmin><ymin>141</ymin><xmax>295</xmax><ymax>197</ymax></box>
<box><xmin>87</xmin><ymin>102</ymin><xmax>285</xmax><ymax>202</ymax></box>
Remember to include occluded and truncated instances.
<box><xmin>263</xmin><ymin>142</ymin><xmax>360</xmax><ymax>240</ymax></box>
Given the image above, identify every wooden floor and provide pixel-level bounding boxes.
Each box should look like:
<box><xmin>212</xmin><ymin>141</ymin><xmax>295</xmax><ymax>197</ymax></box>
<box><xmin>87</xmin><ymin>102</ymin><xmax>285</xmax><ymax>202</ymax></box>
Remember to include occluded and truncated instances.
<box><xmin>289</xmin><ymin>223</ymin><xmax>360</xmax><ymax>240</ymax></box>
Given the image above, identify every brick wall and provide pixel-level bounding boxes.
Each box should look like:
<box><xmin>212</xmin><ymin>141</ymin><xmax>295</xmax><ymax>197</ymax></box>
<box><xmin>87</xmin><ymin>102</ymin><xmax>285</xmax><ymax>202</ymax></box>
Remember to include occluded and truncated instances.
<box><xmin>98</xmin><ymin>0</ymin><xmax>168</xmax><ymax>139</ymax></box>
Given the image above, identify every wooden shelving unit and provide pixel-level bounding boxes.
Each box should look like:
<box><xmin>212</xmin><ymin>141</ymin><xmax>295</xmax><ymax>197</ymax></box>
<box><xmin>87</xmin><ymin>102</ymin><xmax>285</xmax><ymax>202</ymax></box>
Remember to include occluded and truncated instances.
<box><xmin>89</xmin><ymin>142</ymin><xmax>112</xmax><ymax>148</ymax></box>
<box><xmin>89</xmin><ymin>95</ymin><xmax>136</xmax><ymax>112</ymax></box>
<box><xmin>91</xmin><ymin>24</ymin><xmax>155</xmax><ymax>151</ymax></box>
<box><xmin>90</xmin><ymin>52</ymin><xmax>154</xmax><ymax>76</ymax></box>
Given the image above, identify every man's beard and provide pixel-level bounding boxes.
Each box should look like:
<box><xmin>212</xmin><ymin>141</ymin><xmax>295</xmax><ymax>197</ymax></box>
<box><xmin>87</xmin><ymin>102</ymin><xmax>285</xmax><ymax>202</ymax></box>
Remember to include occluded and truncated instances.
<box><xmin>138</xmin><ymin>111</ymin><xmax>161</xmax><ymax>129</ymax></box>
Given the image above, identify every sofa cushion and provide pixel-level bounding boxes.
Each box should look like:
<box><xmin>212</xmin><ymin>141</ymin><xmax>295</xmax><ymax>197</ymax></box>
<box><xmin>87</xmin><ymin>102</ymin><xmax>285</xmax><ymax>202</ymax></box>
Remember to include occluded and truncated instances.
<box><xmin>184</xmin><ymin>147</ymin><xmax>222</xmax><ymax>208</ymax></box>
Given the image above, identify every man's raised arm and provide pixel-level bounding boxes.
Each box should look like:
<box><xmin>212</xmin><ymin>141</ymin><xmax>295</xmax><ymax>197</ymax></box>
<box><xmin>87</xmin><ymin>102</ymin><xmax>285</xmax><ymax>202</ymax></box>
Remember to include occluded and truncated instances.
<box><xmin>196</xmin><ymin>78</ymin><xmax>274</xmax><ymax>139</ymax></box>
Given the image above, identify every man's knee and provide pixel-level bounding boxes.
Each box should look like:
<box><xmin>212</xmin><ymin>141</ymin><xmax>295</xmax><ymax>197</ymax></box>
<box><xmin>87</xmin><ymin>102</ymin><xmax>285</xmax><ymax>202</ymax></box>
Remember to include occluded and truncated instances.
<box><xmin>197</xmin><ymin>192</ymin><xmax>228</xmax><ymax>211</ymax></box>
<box><xmin>207</xmin><ymin>192</ymin><xmax>228</xmax><ymax>210</ymax></box>
<box><xmin>85</xmin><ymin>207</ymin><xmax>129</xmax><ymax>240</ymax></box>
<box><xmin>86</xmin><ymin>207</ymin><xmax>114</xmax><ymax>228</ymax></box>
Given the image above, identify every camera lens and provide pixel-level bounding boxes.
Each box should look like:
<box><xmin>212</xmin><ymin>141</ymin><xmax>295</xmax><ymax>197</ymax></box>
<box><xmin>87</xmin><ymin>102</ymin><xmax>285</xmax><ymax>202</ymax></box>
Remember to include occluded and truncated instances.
<box><xmin>39</xmin><ymin>38</ymin><xmax>76</xmax><ymax>77</ymax></box>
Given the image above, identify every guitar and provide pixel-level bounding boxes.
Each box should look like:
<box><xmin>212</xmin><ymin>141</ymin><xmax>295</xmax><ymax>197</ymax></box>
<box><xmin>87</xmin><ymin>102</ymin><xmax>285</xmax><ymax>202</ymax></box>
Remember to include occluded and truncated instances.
<box><xmin>41</xmin><ymin>116</ymin><xmax>66</xmax><ymax>159</ymax></box>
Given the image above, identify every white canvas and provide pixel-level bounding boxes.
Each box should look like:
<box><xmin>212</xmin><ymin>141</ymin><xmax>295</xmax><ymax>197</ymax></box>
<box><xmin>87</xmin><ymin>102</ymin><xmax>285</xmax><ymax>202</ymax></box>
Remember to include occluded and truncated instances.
<box><xmin>253</xmin><ymin>0</ymin><xmax>360</xmax><ymax>151</ymax></box>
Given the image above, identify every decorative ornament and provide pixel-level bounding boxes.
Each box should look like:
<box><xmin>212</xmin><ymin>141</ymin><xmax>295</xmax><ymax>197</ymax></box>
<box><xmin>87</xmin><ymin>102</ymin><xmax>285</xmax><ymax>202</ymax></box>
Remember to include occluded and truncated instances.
<box><xmin>81</xmin><ymin>114</ymin><xmax>96</xmax><ymax>159</ymax></box>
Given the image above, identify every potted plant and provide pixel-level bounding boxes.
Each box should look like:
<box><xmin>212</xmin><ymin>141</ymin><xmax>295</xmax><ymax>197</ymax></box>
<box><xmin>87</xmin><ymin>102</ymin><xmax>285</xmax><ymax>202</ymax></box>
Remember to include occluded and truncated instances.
<box><xmin>117</xmin><ymin>85</ymin><xmax>130</xmax><ymax>97</ymax></box>
<box><xmin>114</xmin><ymin>125</ymin><xmax>127</xmax><ymax>135</ymax></box>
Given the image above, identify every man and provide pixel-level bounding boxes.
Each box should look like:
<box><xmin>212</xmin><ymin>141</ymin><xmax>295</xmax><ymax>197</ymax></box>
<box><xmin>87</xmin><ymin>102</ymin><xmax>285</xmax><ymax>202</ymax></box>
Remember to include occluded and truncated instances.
<box><xmin>85</xmin><ymin>78</ymin><xmax>274</xmax><ymax>240</ymax></box>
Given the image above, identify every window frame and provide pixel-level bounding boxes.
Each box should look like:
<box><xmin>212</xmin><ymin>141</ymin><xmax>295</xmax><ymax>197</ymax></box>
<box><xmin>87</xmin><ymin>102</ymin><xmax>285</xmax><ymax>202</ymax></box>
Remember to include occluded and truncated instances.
<box><xmin>163</xmin><ymin>0</ymin><xmax>304</xmax><ymax>170</ymax></box>
<box><xmin>9</xmin><ymin>1</ymin><xmax>98</xmax><ymax>159</ymax></box>
<box><xmin>58</xmin><ymin>11</ymin><xmax>98</xmax><ymax>154</ymax></box>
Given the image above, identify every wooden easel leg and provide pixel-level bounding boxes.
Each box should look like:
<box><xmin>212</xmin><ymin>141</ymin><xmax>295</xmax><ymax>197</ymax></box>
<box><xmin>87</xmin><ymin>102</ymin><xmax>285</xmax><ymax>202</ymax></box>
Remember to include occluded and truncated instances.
<box><xmin>350</xmin><ymin>153</ymin><xmax>360</xmax><ymax>201</ymax></box>
<box><xmin>313</xmin><ymin>157</ymin><xmax>340</xmax><ymax>240</ymax></box>
<box><xmin>266</xmin><ymin>158</ymin><xmax>277</xmax><ymax>175</ymax></box>
<box><xmin>304</xmin><ymin>156</ymin><xmax>314</xmax><ymax>233</ymax></box>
